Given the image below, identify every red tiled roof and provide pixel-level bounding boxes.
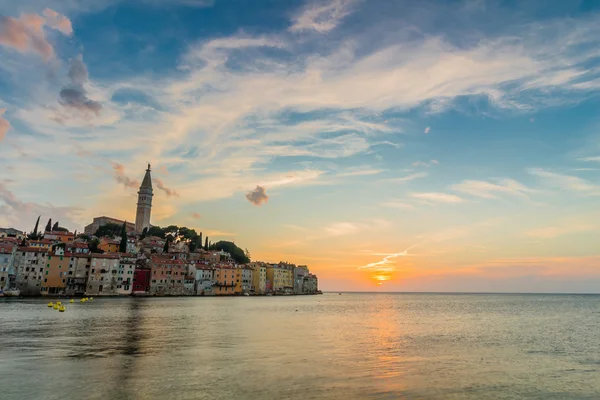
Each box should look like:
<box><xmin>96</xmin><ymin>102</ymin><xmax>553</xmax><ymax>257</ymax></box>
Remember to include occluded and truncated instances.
<box><xmin>17</xmin><ymin>246</ymin><xmax>49</xmax><ymax>253</ymax></box>
<box><xmin>91</xmin><ymin>253</ymin><xmax>120</xmax><ymax>259</ymax></box>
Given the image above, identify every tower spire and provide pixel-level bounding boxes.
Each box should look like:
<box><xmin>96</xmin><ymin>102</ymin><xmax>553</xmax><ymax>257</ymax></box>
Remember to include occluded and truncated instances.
<box><xmin>135</xmin><ymin>164</ymin><xmax>153</xmax><ymax>232</ymax></box>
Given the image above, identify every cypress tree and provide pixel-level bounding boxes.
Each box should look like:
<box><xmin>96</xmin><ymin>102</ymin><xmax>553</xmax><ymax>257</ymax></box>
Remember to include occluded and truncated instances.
<box><xmin>163</xmin><ymin>240</ymin><xmax>169</xmax><ymax>253</ymax></box>
<box><xmin>45</xmin><ymin>218</ymin><xmax>52</xmax><ymax>233</ymax></box>
<box><xmin>199</xmin><ymin>232</ymin><xmax>203</xmax><ymax>250</ymax></box>
<box><xmin>29</xmin><ymin>216</ymin><xmax>40</xmax><ymax>239</ymax></box>
<box><xmin>204</xmin><ymin>237</ymin><xmax>209</xmax><ymax>250</ymax></box>
<box><xmin>119</xmin><ymin>222</ymin><xmax>127</xmax><ymax>253</ymax></box>
<box><xmin>52</xmin><ymin>221</ymin><xmax>59</xmax><ymax>231</ymax></box>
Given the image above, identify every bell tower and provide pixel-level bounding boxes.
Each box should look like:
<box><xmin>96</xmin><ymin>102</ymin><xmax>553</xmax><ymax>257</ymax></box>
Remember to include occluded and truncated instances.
<box><xmin>135</xmin><ymin>164</ymin><xmax>153</xmax><ymax>232</ymax></box>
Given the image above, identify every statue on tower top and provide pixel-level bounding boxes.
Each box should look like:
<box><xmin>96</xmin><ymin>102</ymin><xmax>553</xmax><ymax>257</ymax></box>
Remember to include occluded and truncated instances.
<box><xmin>147</xmin><ymin>163</ymin><xmax>151</xmax><ymax>171</ymax></box>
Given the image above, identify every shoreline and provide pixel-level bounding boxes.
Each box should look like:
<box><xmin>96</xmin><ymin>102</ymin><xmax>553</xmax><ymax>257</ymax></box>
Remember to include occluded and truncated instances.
<box><xmin>0</xmin><ymin>291</ymin><xmax>323</xmax><ymax>299</ymax></box>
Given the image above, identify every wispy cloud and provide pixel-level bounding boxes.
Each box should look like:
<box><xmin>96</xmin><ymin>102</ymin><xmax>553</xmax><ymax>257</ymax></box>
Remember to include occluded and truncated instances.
<box><xmin>379</xmin><ymin>172</ymin><xmax>428</xmax><ymax>183</ymax></box>
<box><xmin>191</xmin><ymin>212</ymin><xmax>201</xmax><ymax>219</ymax></box>
<box><xmin>112</xmin><ymin>163</ymin><xmax>139</xmax><ymax>189</ymax></box>
<box><xmin>579</xmin><ymin>156</ymin><xmax>600</xmax><ymax>162</ymax></box>
<box><xmin>154</xmin><ymin>178</ymin><xmax>179</xmax><ymax>197</ymax></box>
<box><xmin>337</xmin><ymin>167</ymin><xmax>384</xmax><ymax>177</ymax></box>
<box><xmin>289</xmin><ymin>0</ymin><xmax>357</xmax><ymax>33</ymax></box>
<box><xmin>452</xmin><ymin>178</ymin><xmax>533</xmax><ymax>199</ymax></box>
<box><xmin>411</xmin><ymin>192</ymin><xmax>464</xmax><ymax>203</ymax></box>
<box><xmin>528</xmin><ymin>168</ymin><xmax>600</xmax><ymax>194</ymax></box>
<box><xmin>412</xmin><ymin>160</ymin><xmax>439</xmax><ymax>168</ymax></box>
<box><xmin>424</xmin><ymin>126</ymin><xmax>430</xmax><ymax>134</ymax></box>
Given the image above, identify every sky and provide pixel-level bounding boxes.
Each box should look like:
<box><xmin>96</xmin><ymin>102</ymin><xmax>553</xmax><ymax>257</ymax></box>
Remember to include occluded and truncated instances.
<box><xmin>1</xmin><ymin>0</ymin><xmax>600</xmax><ymax>293</ymax></box>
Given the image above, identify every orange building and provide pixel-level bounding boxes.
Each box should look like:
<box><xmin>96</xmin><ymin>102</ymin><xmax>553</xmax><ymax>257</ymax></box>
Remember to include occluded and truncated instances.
<box><xmin>41</xmin><ymin>246</ymin><xmax>69</xmax><ymax>295</ymax></box>
<box><xmin>99</xmin><ymin>238</ymin><xmax>120</xmax><ymax>253</ymax></box>
<box><xmin>43</xmin><ymin>231</ymin><xmax>75</xmax><ymax>243</ymax></box>
<box><xmin>213</xmin><ymin>265</ymin><xmax>236</xmax><ymax>295</ymax></box>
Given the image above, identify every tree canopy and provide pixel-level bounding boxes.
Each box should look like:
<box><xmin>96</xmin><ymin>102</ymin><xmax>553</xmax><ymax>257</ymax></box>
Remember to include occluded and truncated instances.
<box><xmin>209</xmin><ymin>241</ymin><xmax>250</xmax><ymax>264</ymax></box>
<box><xmin>94</xmin><ymin>222</ymin><xmax>122</xmax><ymax>238</ymax></box>
<box><xmin>119</xmin><ymin>222</ymin><xmax>127</xmax><ymax>253</ymax></box>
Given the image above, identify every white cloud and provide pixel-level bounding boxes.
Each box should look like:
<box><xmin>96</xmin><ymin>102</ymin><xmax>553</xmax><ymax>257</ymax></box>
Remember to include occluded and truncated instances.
<box><xmin>579</xmin><ymin>156</ymin><xmax>600</xmax><ymax>162</ymax></box>
<box><xmin>452</xmin><ymin>178</ymin><xmax>533</xmax><ymax>199</ymax></box>
<box><xmin>380</xmin><ymin>172</ymin><xmax>428</xmax><ymax>183</ymax></box>
<box><xmin>289</xmin><ymin>0</ymin><xmax>357</xmax><ymax>33</ymax></box>
<box><xmin>528</xmin><ymin>168</ymin><xmax>600</xmax><ymax>194</ymax></box>
<box><xmin>411</xmin><ymin>192</ymin><xmax>464</xmax><ymax>203</ymax></box>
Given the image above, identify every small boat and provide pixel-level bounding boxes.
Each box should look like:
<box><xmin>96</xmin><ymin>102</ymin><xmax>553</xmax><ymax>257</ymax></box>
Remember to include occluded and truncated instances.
<box><xmin>243</xmin><ymin>293</ymin><xmax>250</xmax><ymax>296</ymax></box>
<box><xmin>4</xmin><ymin>288</ymin><xmax>20</xmax><ymax>297</ymax></box>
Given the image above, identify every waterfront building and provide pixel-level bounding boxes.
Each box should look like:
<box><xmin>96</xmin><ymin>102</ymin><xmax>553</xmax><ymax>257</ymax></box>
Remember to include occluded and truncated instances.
<box><xmin>250</xmin><ymin>262</ymin><xmax>266</xmax><ymax>294</ymax></box>
<box><xmin>195</xmin><ymin>265</ymin><xmax>215</xmax><ymax>295</ymax></box>
<box><xmin>183</xmin><ymin>275</ymin><xmax>195</xmax><ymax>295</ymax></box>
<box><xmin>0</xmin><ymin>244</ymin><xmax>16</xmax><ymax>291</ymax></box>
<box><xmin>135</xmin><ymin>164</ymin><xmax>153</xmax><ymax>233</ymax></box>
<box><xmin>234</xmin><ymin>266</ymin><xmax>253</xmax><ymax>294</ymax></box>
<box><xmin>149</xmin><ymin>254</ymin><xmax>186</xmax><ymax>295</ymax></box>
<box><xmin>133</xmin><ymin>267</ymin><xmax>151</xmax><ymax>295</ymax></box>
<box><xmin>41</xmin><ymin>245</ymin><xmax>68</xmax><ymax>295</ymax></box>
<box><xmin>126</xmin><ymin>235</ymin><xmax>139</xmax><ymax>255</ymax></box>
<box><xmin>266</xmin><ymin>264</ymin><xmax>287</xmax><ymax>293</ymax></box>
<box><xmin>14</xmin><ymin>247</ymin><xmax>47</xmax><ymax>296</ymax></box>
<box><xmin>65</xmin><ymin>254</ymin><xmax>91</xmax><ymax>296</ymax></box>
<box><xmin>303</xmin><ymin>274</ymin><xmax>319</xmax><ymax>293</ymax></box>
<box><xmin>214</xmin><ymin>265</ymin><xmax>236</xmax><ymax>295</ymax></box>
<box><xmin>294</xmin><ymin>265</ymin><xmax>309</xmax><ymax>294</ymax></box>
<box><xmin>117</xmin><ymin>254</ymin><xmax>136</xmax><ymax>295</ymax></box>
<box><xmin>87</xmin><ymin>253</ymin><xmax>120</xmax><ymax>295</ymax></box>
<box><xmin>84</xmin><ymin>216</ymin><xmax>135</xmax><ymax>236</ymax></box>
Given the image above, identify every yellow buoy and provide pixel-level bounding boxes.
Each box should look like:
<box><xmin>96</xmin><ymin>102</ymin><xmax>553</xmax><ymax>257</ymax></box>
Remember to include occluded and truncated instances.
<box><xmin>89</xmin><ymin>297</ymin><xmax>93</xmax><ymax>301</ymax></box>
<box><xmin>69</xmin><ymin>299</ymin><xmax>74</xmax><ymax>303</ymax></box>
<box><xmin>80</xmin><ymin>299</ymin><xmax>85</xmax><ymax>302</ymax></box>
<box><xmin>56</xmin><ymin>301</ymin><xmax>62</xmax><ymax>305</ymax></box>
<box><xmin>47</xmin><ymin>302</ymin><xmax>53</xmax><ymax>307</ymax></box>
<box><xmin>53</xmin><ymin>304</ymin><xmax>59</xmax><ymax>310</ymax></box>
<box><xmin>59</xmin><ymin>306</ymin><xmax>66</xmax><ymax>312</ymax></box>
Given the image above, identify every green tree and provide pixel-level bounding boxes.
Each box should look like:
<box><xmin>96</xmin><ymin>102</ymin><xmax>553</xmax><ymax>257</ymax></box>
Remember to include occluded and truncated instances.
<box><xmin>163</xmin><ymin>240</ymin><xmax>169</xmax><ymax>253</ymax></box>
<box><xmin>89</xmin><ymin>238</ymin><xmax>103</xmax><ymax>254</ymax></box>
<box><xmin>204</xmin><ymin>237</ymin><xmax>209</xmax><ymax>250</ymax></box>
<box><xmin>77</xmin><ymin>234</ymin><xmax>91</xmax><ymax>242</ymax></box>
<box><xmin>94</xmin><ymin>222</ymin><xmax>122</xmax><ymax>238</ymax></box>
<box><xmin>28</xmin><ymin>216</ymin><xmax>41</xmax><ymax>240</ymax></box>
<box><xmin>53</xmin><ymin>226</ymin><xmax>68</xmax><ymax>232</ymax></box>
<box><xmin>52</xmin><ymin>221</ymin><xmax>59</xmax><ymax>231</ymax></box>
<box><xmin>45</xmin><ymin>218</ymin><xmax>52</xmax><ymax>233</ymax></box>
<box><xmin>147</xmin><ymin>226</ymin><xmax>165</xmax><ymax>239</ymax></box>
<box><xmin>119</xmin><ymin>222</ymin><xmax>127</xmax><ymax>253</ymax></box>
<box><xmin>141</xmin><ymin>227</ymin><xmax>148</xmax><ymax>238</ymax></box>
<box><xmin>209</xmin><ymin>241</ymin><xmax>250</xmax><ymax>264</ymax></box>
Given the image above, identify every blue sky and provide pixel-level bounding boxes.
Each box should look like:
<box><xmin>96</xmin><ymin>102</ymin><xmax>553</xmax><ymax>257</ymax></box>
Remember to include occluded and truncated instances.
<box><xmin>1</xmin><ymin>0</ymin><xmax>600</xmax><ymax>292</ymax></box>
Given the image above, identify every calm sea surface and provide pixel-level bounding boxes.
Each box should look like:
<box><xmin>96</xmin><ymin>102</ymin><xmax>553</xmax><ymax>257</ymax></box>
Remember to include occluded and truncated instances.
<box><xmin>1</xmin><ymin>294</ymin><xmax>599</xmax><ymax>399</ymax></box>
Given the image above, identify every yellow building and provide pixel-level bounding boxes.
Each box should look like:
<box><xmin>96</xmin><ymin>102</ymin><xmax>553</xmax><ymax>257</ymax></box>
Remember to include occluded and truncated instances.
<box><xmin>250</xmin><ymin>262</ymin><xmax>266</xmax><ymax>294</ymax></box>
<box><xmin>99</xmin><ymin>238</ymin><xmax>120</xmax><ymax>253</ymax></box>
<box><xmin>213</xmin><ymin>265</ymin><xmax>236</xmax><ymax>295</ymax></box>
<box><xmin>282</xmin><ymin>268</ymin><xmax>294</xmax><ymax>293</ymax></box>
<box><xmin>29</xmin><ymin>239</ymin><xmax>54</xmax><ymax>250</ymax></box>
<box><xmin>266</xmin><ymin>265</ymin><xmax>287</xmax><ymax>293</ymax></box>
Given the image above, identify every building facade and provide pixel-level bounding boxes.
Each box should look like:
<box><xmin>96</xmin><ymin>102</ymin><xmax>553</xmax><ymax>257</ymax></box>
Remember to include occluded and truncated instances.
<box><xmin>41</xmin><ymin>245</ymin><xmax>68</xmax><ymax>295</ymax></box>
<box><xmin>87</xmin><ymin>253</ymin><xmax>120</xmax><ymax>295</ymax></box>
<box><xmin>135</xmin><ymin>164</ymin><xmax>153</xmax><ymax>233</ymax></box>
<box><xmin>65</xmin><ymin>254</ymin><xmax>91</xmax><ymax>296</ymax></box>
<box><xmin>14</xmin><ymin>247</ymin><xmax>47</xmax><ymax>296</ymax></box>
<box><xmin>149</xmin><ymin>254</ymin><xmax>186</xmax><ymax>295</ymax></box>
<box><xmin>214</xmin><ymin>265</ymin><xmax>236</xmax><ymax>295</ymax></box>
<box><xmin>250</xmin><ymin>263</ymin><xmax>266</xmax><ymax>294</ymax></box>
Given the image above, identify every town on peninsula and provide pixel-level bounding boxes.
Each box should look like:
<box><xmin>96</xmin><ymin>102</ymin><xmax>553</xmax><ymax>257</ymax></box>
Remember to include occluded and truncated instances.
<box><xmin>0</xmin><ymin>165</ymin><xmax>320</xmax><ymax>297</ymax></box>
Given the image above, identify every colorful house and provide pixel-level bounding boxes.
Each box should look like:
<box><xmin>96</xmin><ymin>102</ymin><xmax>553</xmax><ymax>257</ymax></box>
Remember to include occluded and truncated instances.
<box><xmin>41</xmin><ymin>245</ymin><xmax>69</xmax><ymax>295</ymax></box>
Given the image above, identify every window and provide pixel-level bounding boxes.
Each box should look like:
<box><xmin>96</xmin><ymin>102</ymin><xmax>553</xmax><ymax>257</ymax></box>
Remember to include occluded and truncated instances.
<box><xmin>45</xmin><ymin>271</ymin><xmax>48</xmax><ymax>275</ymax></box>
<box><xmin>46</xmin><ymin>264</ymin><xmax>50</xmax><ymax>268</ymax></box>
<box><xmin>44</xmin><ymin>278</ymin><xmax>47</xmax><ymax>282</ymax></box>
<box><xmin>48</xmin><ymin>256</ymin><xmax>51</xmax><ymax>260</ymax></box>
